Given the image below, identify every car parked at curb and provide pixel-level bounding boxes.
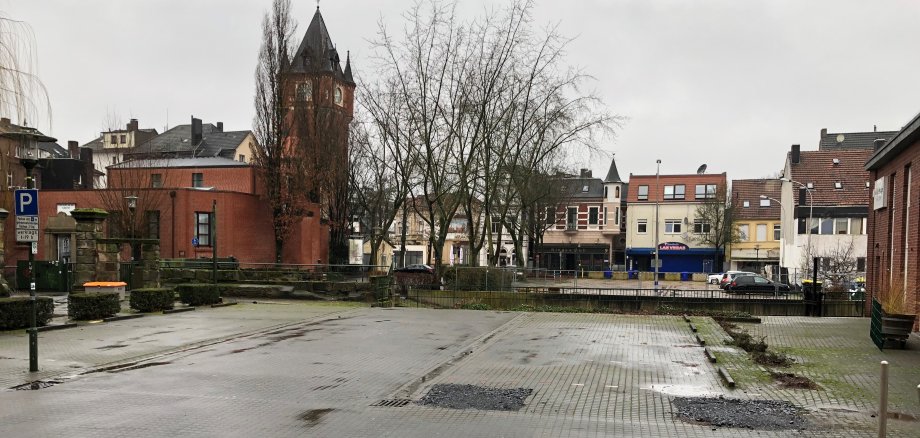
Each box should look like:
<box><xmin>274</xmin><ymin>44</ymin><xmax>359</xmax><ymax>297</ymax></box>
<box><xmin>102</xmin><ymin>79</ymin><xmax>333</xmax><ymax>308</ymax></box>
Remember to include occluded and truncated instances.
<box><xmin>707</xmin><ymin>273</ymin><xmax>724</xmax><ymax>284</ymax></box>
<box><xmin>393</xmin><ymin>264</ymin><xmax>434</xmax><ymax>274</ymax></box>
<box><xmin>725</xmin><ymin>274</ymin><xmax>790</xmax><ymax>294</ymax></box>
<box><xmin>719</xmin><ymin>271</ymin><xmax>755</xmax><ymax>289</ymax></box>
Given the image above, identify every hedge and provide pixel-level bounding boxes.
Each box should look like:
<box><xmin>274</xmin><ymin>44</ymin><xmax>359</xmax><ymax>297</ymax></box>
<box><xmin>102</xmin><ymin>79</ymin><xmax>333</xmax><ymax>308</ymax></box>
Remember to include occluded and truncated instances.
<box><xmin>175</xmin><ymin>284</ymin><xmax>221</xmax><ymax>306</ymax></box>
<box><xmin>441</xmin><ymin>267</ymin><xmax>515</xmax><ymax>291</ymax></box>
<box><xmin>69</xmin><ymin>292</ymin><xmax>121</xmax><ymax>320</ymax></box>
<box><xmin>130</xmin><ymin>288</ymin><xmax>176</xmax><ymax>312</ymax></box>
<box><xmin>0</xmin><ymin>297</ymin><xmax>54</xmax><ymax>330</ymax></box>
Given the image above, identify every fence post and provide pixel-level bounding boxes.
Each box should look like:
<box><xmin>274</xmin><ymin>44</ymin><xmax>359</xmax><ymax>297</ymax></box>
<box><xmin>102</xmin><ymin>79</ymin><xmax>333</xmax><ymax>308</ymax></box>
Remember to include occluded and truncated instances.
<box><xmin>879</xmin><ymin>360</ymin><xmax>889</xmax><ymax>437</ymax></box>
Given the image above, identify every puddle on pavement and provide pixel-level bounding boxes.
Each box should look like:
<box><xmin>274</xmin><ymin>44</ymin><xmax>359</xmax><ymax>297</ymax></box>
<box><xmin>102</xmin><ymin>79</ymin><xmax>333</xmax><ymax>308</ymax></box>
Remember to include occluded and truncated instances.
<box><xmin>299</xmin><ymin>408</ymin><xmax>334</xmax><ymax>426</ymax></box>
<box><xmin>647</xmin><ymin>384</ymin><xmax>722</xmax><ymax>398</ymax></box>
<box><xmin>94</xmin><ymin>344</ymin><xmax>129</xmax><ymax>350</ymax></box>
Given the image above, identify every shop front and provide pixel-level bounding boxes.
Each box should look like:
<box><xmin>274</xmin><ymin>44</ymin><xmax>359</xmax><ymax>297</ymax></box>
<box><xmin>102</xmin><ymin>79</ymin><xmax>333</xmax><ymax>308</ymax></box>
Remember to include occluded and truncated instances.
<box><xmin>626</xmin><ymin>242</ymin><xmax>721</xmax><ymax>273</ymax></box>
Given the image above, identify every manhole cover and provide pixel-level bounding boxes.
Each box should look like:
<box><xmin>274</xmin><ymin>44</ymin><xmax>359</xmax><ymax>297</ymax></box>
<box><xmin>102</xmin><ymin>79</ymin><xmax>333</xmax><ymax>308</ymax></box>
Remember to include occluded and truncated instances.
<box><xmin>673</xmin><ymin>397</ymin><xmax>809</xmax><ymax>430</ymax></box>
<box><xmin>370</xmin><ymin>399</ymin><xmax>412</xmax><ymax>407</ymax></box>
<box><xmin>417</xmin><ymin>384</ymin><xmax>533</xmax><ymax>411</ymax></box>
<box><xmin>13</xmin><ymin>380</ymin><xmax>62</xmax><ymax>390</ymax></box>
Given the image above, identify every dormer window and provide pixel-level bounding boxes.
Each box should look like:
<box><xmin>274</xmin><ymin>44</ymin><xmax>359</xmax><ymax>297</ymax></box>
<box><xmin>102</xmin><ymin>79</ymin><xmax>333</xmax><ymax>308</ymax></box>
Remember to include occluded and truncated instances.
<box><xmin>743</xmin><ymin>201</ymin><xmax>750</xmax><ymax>208</ymax></box>
<box><xmin>582</xmin><ymin>185</ymin><xmax>589</xmax><ymax>192</ymax></box>
<box><xmin>334</xmin><ymin>86</ymin><xmax>343</xmax><ymax>105</ymax></box>
<box><xmin>865</xmin><ymin>181</ymin><xmax>870</xmax><ymax>188</ymax></box>
<box><xmin>760</xmin><ymin>199</ymin><xmax>770</xmax><ymax>207</ymax></box>
<box><xmin>806</xmin><ymin>182</ymin><xmax>814</xmax><ymax>189</ymax></box>
<box><xmin>834</xmin><ymin>182</ymin><xmax>843</xmax><ymax>189</ymax></box>
<box><xmin>296</xmin><ymin>82</ymin><xmax>312</xmax><ymax>101</ymax></box>
<box><xmin>832</xmin><ymin>158</ymin><xmax>840</xmax><ymax>165</ymax></box>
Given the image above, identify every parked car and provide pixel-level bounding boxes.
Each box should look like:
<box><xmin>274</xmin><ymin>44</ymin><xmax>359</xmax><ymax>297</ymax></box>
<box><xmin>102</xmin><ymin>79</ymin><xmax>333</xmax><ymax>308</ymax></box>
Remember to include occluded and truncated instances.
<box><xmin>719</xmin><ymin>271</ymin><xmax>755</xmax><ymax>289</ymax></box>
<box><xmin>393</xmin><ymin>264</ymin><xmax>434</xmax><ymax>274</ymax></box>
<box><xmin>725</xmin><ymin>274</ymin><xmax>791</xmax><ymax>294</ymax></box>
<box><xmin>707</xmin><ymin>273</ymin><xmax>724</xmax><ymax>284</ymax></box>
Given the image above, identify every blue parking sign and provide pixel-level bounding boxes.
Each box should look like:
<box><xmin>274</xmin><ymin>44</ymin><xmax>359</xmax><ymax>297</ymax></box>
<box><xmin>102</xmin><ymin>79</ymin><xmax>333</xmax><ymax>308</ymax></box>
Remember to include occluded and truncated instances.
<box><xmin>14</xmin><ymin>189</ymin><xmax>38</xmax><ymax>216</ymax></box>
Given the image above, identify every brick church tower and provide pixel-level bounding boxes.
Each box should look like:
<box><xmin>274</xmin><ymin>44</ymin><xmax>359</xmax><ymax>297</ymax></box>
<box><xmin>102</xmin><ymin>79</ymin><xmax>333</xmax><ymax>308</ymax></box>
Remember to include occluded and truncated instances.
<box><xmin>283</xmin><ymin>7</ymin><xmax>355</xmax><ymax>262</ymax></box>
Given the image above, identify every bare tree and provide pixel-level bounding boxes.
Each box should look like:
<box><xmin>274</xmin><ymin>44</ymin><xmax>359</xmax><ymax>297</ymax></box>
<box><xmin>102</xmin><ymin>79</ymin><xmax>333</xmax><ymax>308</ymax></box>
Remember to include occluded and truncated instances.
<box><xmin>101</xmin><ymin>159</ymin><xmax>174</xmax><ymax>245</ymax></box>
<box><xmin>688</xmin><ymin>184</ymin><xmax>740</xmax><ymax>271</ymax></box>
<box><xmin>807</xmin><ymin>236</ymin><xmax>860</xmax><ymax>292</ymax></box>
<box><xmin>252</xmin><ymin>0</ymin><xmax>304</xmax><ymax>263</ymax></box>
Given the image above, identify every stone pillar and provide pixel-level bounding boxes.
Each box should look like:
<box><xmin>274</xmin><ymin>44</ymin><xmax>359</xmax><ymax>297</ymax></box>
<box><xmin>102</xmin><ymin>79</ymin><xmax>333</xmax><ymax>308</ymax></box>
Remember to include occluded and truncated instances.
<box><xmin>141</xmin><ymin>240</ymin><xmax>161</xmax><ymax>288</ymax></box>
<box><xmin>70</xmin><ymin>209</ymin><xmax>108</xmax><ymax>292</ymax></box>
<box><xmin>95</xmin><ymin>239</ymin><xmax>120</xmax><ymax>282</ymax></box>
<box><xmin>0</xmin><ymin>208</ymin><xmax>10</xmax><ymax>297</ymax></box>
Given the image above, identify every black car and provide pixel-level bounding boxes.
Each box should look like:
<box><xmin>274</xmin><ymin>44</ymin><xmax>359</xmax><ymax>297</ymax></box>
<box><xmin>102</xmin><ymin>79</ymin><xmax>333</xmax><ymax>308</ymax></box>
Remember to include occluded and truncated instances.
<box><xmin>393</xmin><ymin>264</ymin><xmax>434</xmax><ymax>274</ymax></box>
<box><xmin>726</xmin><ymin>274</ymin><xmax>790</xmax><ymax>293</ymax></box>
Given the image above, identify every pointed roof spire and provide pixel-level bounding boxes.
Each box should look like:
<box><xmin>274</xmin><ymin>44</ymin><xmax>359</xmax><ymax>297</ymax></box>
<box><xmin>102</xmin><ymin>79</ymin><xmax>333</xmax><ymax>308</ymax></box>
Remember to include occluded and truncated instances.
<box><xmin>604</xmin><ymin>155</ymin><xmax>623</xmax><ymax>183</ymax></box>
<box><xmin>343</xmin><ymin>51</ymin><xmax>354</xmax><ymax>83</ymax></box>
<box><xmin>290</xmin><ymin>8</ymin><xmax>335</xmax><ymax>74</ymax></box>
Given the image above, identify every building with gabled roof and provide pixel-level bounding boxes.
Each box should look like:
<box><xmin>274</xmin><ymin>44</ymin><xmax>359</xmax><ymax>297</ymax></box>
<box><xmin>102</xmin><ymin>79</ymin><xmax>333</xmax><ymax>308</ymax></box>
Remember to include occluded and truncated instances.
<box><xmin>82</xmin><ymin>118</ymin><xmax>158</xmax><ymax>187</ymax></box>
<box><xmin>729</xmin><ymin>179</ymin><xmax>782</xmax><ymax>275</ymax></box>
<box><xmin>124</xmin><ymin>116</ymin><xmax>254</xmax><ymax>163</ymax></box>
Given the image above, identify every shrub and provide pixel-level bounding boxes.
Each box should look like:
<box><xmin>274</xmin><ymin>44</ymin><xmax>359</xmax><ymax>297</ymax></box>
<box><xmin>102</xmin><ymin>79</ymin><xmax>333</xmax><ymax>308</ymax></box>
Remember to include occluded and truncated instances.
<box><xmin>130</xmin><ymin>288</ymin><xmax>176</xmax><ymax>312</ymax></box>
<box><xmin>69</xmin><ymin>292</ymin><xmax>120</xmax><ymax>320</ymax></box>
<box><xmin>175</xmin><ymin>284</ymin><xmax>221</xmax><ymax>306</ymax></box>
<box><xmin>442</xmin><ymin>267</ymin><xmax>515</xmax><ymax>291</ymax></box>
<box><xmin>0</xmin><ymin>297</ymin><xmax>54</xmax><ymax>330</ymax></box>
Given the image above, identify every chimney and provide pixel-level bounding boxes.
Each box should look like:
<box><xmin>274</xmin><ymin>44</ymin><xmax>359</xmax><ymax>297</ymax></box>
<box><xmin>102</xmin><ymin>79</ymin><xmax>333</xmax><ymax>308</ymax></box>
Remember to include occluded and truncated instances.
<box><xmin>791</xmin><ymin>144</ymin><xmax>800</xmax><ymax>164</ymax></box>
<box><xmin>0</xmin><ymin>117</ymin><xmax>9</xmax><ymax>128</ymax></box>
<box><xmin>127</xmin><ymin>119</ymin><xmax>139</xmax><ymax>132</ymax></box>
<box><xmin>820</xmin><ymin>128</ymin><xmax>827</xmax><ymax>140</ymax></box>
<box><xmin>874</xmin><ymin>138</ymin><xmax>887</xmax><ymax>151</ymax></box>
<box><xmin>798</xmin><ymin>188</ymin><xmax>806</xmax><ymax>206</ymax></box>
<box><xmin>873</xmin><ymin>124</ymin><xmax>877</xmax><ymax>132</ymax></box>
<box><xmin>68</xmin><ymin>140</ymin><xmax>79</xmax><ymax>159</ymax></box>
<box><xmin>580</xmin><ymin>168</ymin><xmax>591</xmax><ymax>178</ymax></box>
<box><xmin>216</xmin><ymin>122</ymin><xmax>223</xmax><ymax>132</ymax></box>
<box><xmin>191</xmin><ymin>116</ymin><xmax>203</xmax><ymax>145</ymax></box>
<box><xmin>80</xmin><ymin>148</ymin><xmax>94</xmax><ymax>189</ymax></box>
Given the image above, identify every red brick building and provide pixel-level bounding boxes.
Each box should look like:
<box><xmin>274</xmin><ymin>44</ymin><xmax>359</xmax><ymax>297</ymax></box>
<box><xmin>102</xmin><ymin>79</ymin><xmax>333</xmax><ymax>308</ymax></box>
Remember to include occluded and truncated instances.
<box><xmin>865</xmin><ymin>110</ymin><xmax>920</xmax><ymax>329</ymax></box>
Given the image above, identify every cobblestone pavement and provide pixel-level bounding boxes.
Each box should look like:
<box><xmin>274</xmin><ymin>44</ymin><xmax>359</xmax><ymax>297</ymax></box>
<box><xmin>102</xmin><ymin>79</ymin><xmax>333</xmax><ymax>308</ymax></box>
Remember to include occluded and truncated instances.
<box><xmin>0</xmin><ymin>305</ymin><xmax>918</xmax><ymax>437</ymax></box>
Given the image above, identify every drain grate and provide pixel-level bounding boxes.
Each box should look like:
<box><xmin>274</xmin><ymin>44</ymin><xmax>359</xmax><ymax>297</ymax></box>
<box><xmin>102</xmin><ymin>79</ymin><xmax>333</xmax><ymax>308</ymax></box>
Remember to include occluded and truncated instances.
<box><xmin>13</xmin><ymin>380</ymin><xmax>62</xmax><ymax>390</ymax></box>
<box><xmin>370</xmin><ymin>398</ymin><xmax>412</xmax><ymax>407</ymax></box>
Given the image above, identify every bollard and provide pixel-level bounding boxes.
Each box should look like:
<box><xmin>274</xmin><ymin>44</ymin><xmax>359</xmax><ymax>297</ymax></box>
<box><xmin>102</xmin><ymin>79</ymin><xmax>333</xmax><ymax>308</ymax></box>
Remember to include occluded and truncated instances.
<box><xmin>879</xmin><ymin>361</ymin><xmax>888</xmax><ymax>438</ymax></box>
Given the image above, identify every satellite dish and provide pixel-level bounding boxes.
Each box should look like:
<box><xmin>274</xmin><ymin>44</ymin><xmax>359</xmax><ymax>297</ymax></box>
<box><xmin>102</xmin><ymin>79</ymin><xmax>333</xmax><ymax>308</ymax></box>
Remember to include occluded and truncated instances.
<box><xmin>696</xmin><ymin>164</ymin><xmax>707</xmax><ymax>174</ymax></box>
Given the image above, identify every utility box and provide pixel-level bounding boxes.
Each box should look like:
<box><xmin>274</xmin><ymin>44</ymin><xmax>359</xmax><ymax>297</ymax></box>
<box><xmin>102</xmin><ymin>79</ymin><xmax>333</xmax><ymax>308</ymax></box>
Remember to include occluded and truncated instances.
<box><xmin>83</xmin><ymin>281</ymin><xmax>128</xmax><ymax>300</ymax></box>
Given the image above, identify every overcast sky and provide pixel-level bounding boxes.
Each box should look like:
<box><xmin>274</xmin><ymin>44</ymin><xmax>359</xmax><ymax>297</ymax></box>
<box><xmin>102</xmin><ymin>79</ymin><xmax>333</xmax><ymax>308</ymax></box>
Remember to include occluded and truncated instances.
<box><xmin>5</xmin><ymin>0</ymin><xmax>920</xmax><ymax>180</ymax></box>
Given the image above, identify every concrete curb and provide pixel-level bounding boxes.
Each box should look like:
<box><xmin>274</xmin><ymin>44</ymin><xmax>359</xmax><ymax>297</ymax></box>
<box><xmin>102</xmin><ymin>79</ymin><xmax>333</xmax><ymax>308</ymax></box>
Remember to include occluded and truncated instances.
<box><xmin>163</xmin><ymin>307</ymin><xmax>196</xmax><ymax>314</ymax></box>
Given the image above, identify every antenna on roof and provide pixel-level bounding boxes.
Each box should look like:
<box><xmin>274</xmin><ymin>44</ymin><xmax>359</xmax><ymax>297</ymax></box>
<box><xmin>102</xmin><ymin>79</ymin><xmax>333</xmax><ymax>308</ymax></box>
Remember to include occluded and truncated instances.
<box><xmin>696</xmin><ymin>164</ymin><xmax>707</xmax><ymax>174</ymax></box>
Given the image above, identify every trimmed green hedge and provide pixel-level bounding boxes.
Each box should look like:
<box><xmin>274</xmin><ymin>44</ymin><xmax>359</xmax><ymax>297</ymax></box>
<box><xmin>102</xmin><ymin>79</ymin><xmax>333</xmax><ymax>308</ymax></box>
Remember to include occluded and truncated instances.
<box><xmin>130</xmin><ymin>288</ymin><xmax>176</xmax><ymax>312</ymax></box>
<box><xmin>175</xmin><ymin>284</ymin><xmax>221</xmax><ymax>306</ymax></box>
<box><xmin>0</xmin><ymin>297</ymin><xmax>54</xmax><ymax>330</ymax></box>
<box><xmin>69</xmin><ymin>292</ymin><xmax>120</xmax><ymax>320</ymax></box>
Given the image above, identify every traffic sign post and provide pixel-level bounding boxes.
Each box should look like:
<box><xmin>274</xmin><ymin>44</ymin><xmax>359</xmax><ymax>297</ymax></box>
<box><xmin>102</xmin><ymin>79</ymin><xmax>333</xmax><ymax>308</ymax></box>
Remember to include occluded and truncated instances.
<box><xmin>16</xmin><ymin>170</ymin><xmax>40</xmax><ymax>372</ymax></box>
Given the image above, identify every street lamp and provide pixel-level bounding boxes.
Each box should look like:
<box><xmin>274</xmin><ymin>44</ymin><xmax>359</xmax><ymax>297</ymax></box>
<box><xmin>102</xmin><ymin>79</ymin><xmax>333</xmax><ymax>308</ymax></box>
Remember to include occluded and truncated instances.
<box><xmin>125</xmin><ymin>195</ymin><xmax>138</xmax><ymax>261</ymax></box>
<box><xmin>782</xmin><ymin>178</ymin><xmax>814</xmax><ymax>281</ymax></box>
<box><xmin>654</xmin><ymin>159</ymin><xmax>661</xmax><ymax>291</ymax></box>
<box><xmin>760</xmin><ymin>194</ymin><xmax>786</xmax><ymax>279</ymax></box>
<box><xmin>754</xmin><ymin>244</ymin><xmax>760</xmax><ymax>272</ymax></box>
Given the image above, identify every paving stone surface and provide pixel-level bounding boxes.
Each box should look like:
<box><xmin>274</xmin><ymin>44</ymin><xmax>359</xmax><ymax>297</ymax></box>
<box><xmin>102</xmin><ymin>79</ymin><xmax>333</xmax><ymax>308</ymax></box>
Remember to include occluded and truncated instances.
<box><xmin>0</xmin><ymin>305</ymin><xmax>917</xmax><ymax>437</ymax></box>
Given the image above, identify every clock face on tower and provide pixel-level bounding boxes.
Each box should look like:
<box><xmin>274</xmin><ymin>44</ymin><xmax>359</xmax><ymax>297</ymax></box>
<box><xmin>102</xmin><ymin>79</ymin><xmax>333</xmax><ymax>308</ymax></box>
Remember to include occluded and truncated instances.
<box><xmin>334</xmin><ymin>86</ymin><xmax>343</xmax><ymax>105</ymax></box>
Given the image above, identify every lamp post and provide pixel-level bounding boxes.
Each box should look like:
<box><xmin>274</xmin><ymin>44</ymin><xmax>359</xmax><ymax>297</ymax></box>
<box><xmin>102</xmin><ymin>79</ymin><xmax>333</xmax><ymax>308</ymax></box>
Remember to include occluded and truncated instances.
<box><xmin>654</xmin><ymin>159</ymin><xmax>661</xmax><ymax>291</ymax></box>
<box><xmin>760</xmin><ymin>194</ymin><xmax>786</xmax><ymax>277</ymax></box>
<box><xmin>754</xmin><ymin>244</ymin><xmax>760</xmax><ymax>272</ymax></box>
<box><xmin>125</xmin><ymin>195</ymin><xmax>137</xmax><ymax>256</ymax></box>
<box><xmin>782</xmin><ymin>178</ymin><xmax>813</xmax><ymax>281</ymax></box>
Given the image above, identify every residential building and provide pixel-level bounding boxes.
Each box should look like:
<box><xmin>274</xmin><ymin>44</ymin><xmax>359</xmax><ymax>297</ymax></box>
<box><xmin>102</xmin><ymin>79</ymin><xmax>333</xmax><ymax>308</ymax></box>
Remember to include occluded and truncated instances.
<box><xmin>779</xmin><ymin>143</ymin><xmax>871</xmax><ymax>284</ymax></box>
<box><xmin>125</xmin><ymin>117</ymin><xmax>254</xmax><ymax>162</ymax></box>
<box><xmin>729</xmin><ymin>179</ymin><xmax>781</xmax><ymax>275</ymax></box>
<box><xmin>82</xmin><ymin>118</ymin><xmax>158</xmax><ymax>187</ymax></box>
<box><xmin>625</xmin><ymin>172</ymin><xmax>727</xmax><ymax>273</ymax></box>
<box><xmin>865</xmin><ymin>110</ymin><xmax>920</xmax><ymax>327</ymax></box>
<box><xmin>536</xmin><ymin>159</ymin><xmax>624</xmax><ymax>271</ymax></box>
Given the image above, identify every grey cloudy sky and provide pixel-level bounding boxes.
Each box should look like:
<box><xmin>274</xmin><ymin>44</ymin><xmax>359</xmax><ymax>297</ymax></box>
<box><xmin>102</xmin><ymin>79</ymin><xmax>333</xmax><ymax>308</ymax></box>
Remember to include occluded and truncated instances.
<box><xmin>5</xmin><ymin>0</ymin><xmax>920</xmax><ymax>180</ymax></box>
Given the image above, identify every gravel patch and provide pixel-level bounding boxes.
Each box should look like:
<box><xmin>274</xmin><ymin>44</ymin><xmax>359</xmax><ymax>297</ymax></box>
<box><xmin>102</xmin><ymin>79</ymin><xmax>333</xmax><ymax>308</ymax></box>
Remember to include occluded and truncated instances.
<box><xmin>417</xmin><ymin>384</ymin><xmax>533</xmax><ymax>411</ymax></box>
<box><xmin>673</xmin><ymin>397</ymin><xmax>809</xmax><ymax>430</ymax></box>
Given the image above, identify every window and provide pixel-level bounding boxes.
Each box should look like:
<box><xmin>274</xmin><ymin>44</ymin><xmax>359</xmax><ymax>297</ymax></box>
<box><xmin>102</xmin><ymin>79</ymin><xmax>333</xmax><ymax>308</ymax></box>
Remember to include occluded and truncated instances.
<box><xmin>238</xmin><ymin>154</ymin><xmax>246</xmax><ymax>163</ymax></box>
<box><xmin>857</xmin><ymin>257</ymin><xmax>866</xmax><ymax>272</ymax></box>
<box><xmin>773</xmin><ymin>224</ymin><xmax>781</xmax><ymax>240</ymax></box>
<box><xmin>119</xmin><ymin>134</ymin><xmax>126</xmax><ymax>144</ymax></box>
<box><xmin>192</xmin><ymin>173</ymin><xmax>204</xmax><ymax>188</ymax></box>
<box><xmin>693</xmin><ymin>219</ymin><xmax>711</xmax><ymax>234</ymax></box>
<box><xmin>819</xmin><ymin>218</ymin><xmax>833</xmax><ymax>235</ymax></box>
<box><xmin>835</xmin><ymin>218</ymin><xmax>849</xmax><ymax>234</ymax></box>
<box><xmin>738</xmin><ymin>224</ymin><xmax>749</xmax><ymax>241</ymax></box>
<box><xmin>545</xmin><ymin>207</ymin><xmax>555</xmax><ymax>224</ymax></box>
<box><xmin>615</xmin><ymin>186</ymin><xmax>620</xmax><ymax>198</ymax></box>
<box><xmin>588</xmin><ymin>207</ymin><xmax>599</xmax><ymax>225</ymax></box>
<box><xmin>581</xmin><ymin>185</ymin><xmax>589</xmax><ymax>192</ymax></box>
<box><xmin>849</xmin><ymin>217</ymin><xmax>864</xmax><ymax>235</ymax></box>
<box><xmin>145</xmin><ymin>211</ymin><xmax>160</xmax><ymax>239</ymax></box>
<box><xmin>195</xmin><ymin>212</ymin><xmax>212</xmax><ymax>246</ymax></box>
<box><xmin>6</xmin><ymin>172</ymin><xmax>11</xmax><ymax>189</ymax></box>
<box><xmin>296</xmin><ymin>82</ymin><xmax>312</xmax><ymax>101</ymax></box>
<box><xmin>834</xmin><ymin>182</ymin><xmax>843</xmax><ymax>189</ymax></box>
<box><xmin>756</xmin><ymin>224</ymin><xmax>767</xmax><ymax>241</ymax></box>
<box><xmin>491</xmin><ymin>217</ymin><xmax>501</xmax><ymax>234</ymax></box>
<box><xmin>566</xmin><ymin>207</ymin><xmax>577</xmax><ymax>229</ymax></box>
<box><xmin>637</xmin><ymin>185</ymin><xmax>649</xmax><ymax>200</ymax></box>
<box><xmin>760</xmin><ymin>198</ymin><xmax>770</xmax><ymax>207</ymax></box>
<box><xmin>637</xmin><ymin>219</ymin><xmax>647</xmax><ymax>233</ymax></box>
<box><xmin>663</xmin><ymin>184</ymin><xmax>684</xmax><ymax>199</ymax></box>
<box><xmin>334</xmin><ymin>86</ymin><xmax>343</xmax><ymax>105</ymax></box>
<box><xmin>743</xmin><ymin>201</ymin><xmax>750</xmax><ymax>208</ymax></box>
<box><xmin>664</xmin><ymin>219</ymin><xmax>681</xmax><ymax>234</ymax></box>
<box><xmin>614</xmin><ymin>207</ymin><xmax>620</xmax><ymax>225</ymax></box>
<box><xmin>150</xmin><ymin>173</ymin><xmax>162</xmax><ymax>188</ymax></box>
<box><xmin>695</xmin><ymin>184</ymin><xmax>716</xmax><ymax>199</ymax></box>
<box><xmin>808</xmin><ymin>218</ymin><xmax>819</xmax><ymax>234</ymax></box>
<box><xmin>604</xmin><ymin>187</ymin><xmax>608</xmax><ymax>198</ymax></box>
<box><xmin>603</xmin><ymin>207</ymin><xmax>608</xmax><ymax>225</ymax></box>
<box><xmin>110</xmin><ymin>134</ymin><xmax>117</xmax><ymax>144</ymax></box>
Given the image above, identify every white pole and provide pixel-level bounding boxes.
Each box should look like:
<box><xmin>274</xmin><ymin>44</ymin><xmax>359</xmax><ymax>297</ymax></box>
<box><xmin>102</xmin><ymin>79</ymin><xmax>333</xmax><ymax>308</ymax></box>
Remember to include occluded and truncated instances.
<box><xmin>879</xmin><ymin>360</ymin><xmax>889</xmax><ymax>437</ymax></box>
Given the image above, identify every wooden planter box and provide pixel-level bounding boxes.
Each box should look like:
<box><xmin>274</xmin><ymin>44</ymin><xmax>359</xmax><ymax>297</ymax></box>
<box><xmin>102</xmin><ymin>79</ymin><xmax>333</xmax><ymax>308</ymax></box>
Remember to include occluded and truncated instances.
<box><xmin>870</xmin><ymin>299</ymin><xmax>917</xmax><ymax>350</ymax></box>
